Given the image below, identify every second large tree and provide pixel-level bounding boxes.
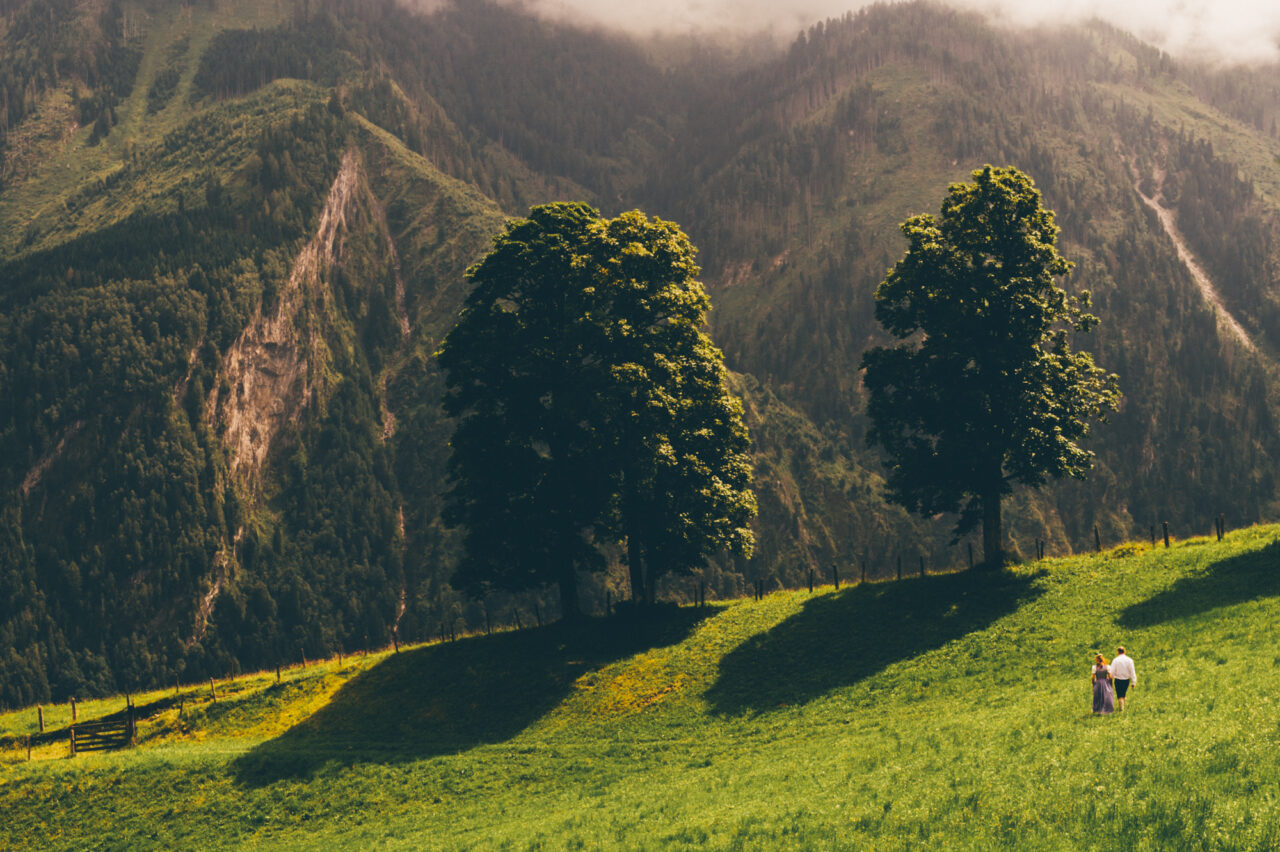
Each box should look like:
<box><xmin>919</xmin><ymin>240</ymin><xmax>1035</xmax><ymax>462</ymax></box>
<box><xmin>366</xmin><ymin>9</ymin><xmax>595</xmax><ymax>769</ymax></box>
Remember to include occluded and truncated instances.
<box><xmin>438</xmin><ymin>203</ymin><xmax>755</xmax><ymax>616</ymax></box>
<box><xmin>862</xmin><ymin>166</ymin><xmax>1120</xmax><ymax>567</ymax></box>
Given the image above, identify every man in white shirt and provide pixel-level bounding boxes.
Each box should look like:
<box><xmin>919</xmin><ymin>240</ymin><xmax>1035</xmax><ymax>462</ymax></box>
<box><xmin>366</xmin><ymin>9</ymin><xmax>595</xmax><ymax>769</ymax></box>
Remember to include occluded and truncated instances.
<box><xmin>1111</xmin><ymin>646</ymin><xmax>1137</xmax><ymax>710</ymax></box>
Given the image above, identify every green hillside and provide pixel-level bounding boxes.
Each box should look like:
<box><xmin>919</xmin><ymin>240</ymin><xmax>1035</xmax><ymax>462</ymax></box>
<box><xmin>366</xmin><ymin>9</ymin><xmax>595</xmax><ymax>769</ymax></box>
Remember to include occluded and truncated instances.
<box><xmin>4</xmin><ymin>525</ymin><xmax>1280</xmax><ymax>849</ymax></box>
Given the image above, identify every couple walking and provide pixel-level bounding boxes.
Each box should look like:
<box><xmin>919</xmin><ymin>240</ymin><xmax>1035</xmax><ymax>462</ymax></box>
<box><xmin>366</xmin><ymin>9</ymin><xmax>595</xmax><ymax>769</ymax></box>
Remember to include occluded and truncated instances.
<box><xmin>1091</xmin><ymin>646</ymin><xmax>1137</xmax><ymax>715</ymax></box>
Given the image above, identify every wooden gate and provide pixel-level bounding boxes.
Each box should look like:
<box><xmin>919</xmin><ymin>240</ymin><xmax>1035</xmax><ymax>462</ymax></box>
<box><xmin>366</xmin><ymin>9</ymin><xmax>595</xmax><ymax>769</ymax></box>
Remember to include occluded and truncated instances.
<box><xmin>69</xmin><ymin>713</ymin><xmax>134</xmax><ymax>755</ymax></box>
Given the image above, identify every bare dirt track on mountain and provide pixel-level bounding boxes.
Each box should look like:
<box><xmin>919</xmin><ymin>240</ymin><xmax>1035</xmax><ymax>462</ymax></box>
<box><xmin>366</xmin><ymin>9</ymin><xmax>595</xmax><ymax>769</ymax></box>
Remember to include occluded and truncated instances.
<box><xmin>1134</xmin><ymin>164</ymin><xmax>1257</xmax><ymax>353</ymax></box>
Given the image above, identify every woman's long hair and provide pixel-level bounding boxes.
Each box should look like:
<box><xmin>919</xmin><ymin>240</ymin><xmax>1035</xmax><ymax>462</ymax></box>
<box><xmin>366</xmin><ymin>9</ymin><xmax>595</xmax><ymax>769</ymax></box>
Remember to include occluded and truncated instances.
<box><xmin>1094</xmin><ymin>653</ymin><xmax>1109</xmax><ymax>667</ymax></box>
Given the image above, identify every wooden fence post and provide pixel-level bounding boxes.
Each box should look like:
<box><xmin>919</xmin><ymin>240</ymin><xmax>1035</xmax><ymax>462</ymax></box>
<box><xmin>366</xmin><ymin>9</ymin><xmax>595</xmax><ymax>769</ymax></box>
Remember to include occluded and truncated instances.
<box><xmin>1150</xmin><ymin>525</ymin><xmax>1156</xmax><ymax>545</ymax></box>
<box><xmin>71</xmin><ymin>698</ymin><xmax>77</xmax><ymax>723</ymax></box>
<box><xmin>1163</xmin><ymin>521</ymin><xmax>1170</xmax><ymax>548</ymax></box>
<box><xmin>808</xmin><ymin>570</ymin><xmax>814</xmax><ymax>593</ymax></box>
<box><xmin>1094</xmin><ymin>524</ymin><xmax>1102</xmax><ymax>552</ymax></box>
<box><xmin>209</xmin><ymin>678</ymin><xmax>216</xmax><ymax>703</ymax></box>
<box><xmin>276</xmin><ymin>665</ymin><xmax>281</xmax><ymax>684</ymax></box>
<box><xmin>833</xmin><ymin>564</ymin><xmax>840</xmax><ymax>590</ymax></box>
<box><xmin>26</xmin><ymin>734</ymin><xmax>31</xmax><ymax>762</ymax></box>
<box><xmin>69</xmin><ymin>726</ymin><xmax>76</xmax><ymax>757</ymax></box>
<box><xmin>37</xmin><ymin>705</ymin><xmax>44</xmax><ymax>733</ymax></box>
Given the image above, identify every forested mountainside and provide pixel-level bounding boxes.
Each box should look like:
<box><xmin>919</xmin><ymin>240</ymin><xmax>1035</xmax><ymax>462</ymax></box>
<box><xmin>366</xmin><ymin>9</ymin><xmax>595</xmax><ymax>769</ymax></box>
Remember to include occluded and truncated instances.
<box><xmin>2</xmin><ymin>0</ymin><xmax>1280</xmax><ymax>706</ymax></box>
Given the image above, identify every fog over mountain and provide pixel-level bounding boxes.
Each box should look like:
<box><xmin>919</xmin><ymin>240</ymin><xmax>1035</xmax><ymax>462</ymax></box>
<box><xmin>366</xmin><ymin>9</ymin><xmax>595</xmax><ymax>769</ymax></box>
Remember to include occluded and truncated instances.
<box><xmin>513</xmin><ymin>0</ymin><xmax>1280</xmax><ymax>63</ymax></box>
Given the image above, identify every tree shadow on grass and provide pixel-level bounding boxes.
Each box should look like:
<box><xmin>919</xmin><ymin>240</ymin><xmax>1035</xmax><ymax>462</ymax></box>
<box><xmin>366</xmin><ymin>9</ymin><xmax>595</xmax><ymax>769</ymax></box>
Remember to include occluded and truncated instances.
<box><xmin>705</xmin><ymin>569</ymin><xmax>1044</xmax><ymax>715</ymax></box>
<box><xmin>1118</xmin><ymin>539</ymin><xmax>1280</xmax><ymax>629</ymax></box>
<box><xmin>232</xmin><ymin>605</ymin><xmax>709</xmax><ymax>786</ymax></box>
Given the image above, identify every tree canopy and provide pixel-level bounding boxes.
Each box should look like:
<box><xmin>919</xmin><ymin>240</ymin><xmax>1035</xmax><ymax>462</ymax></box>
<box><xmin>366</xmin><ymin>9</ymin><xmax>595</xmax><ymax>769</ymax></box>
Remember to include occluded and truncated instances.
<box><xmin>438</xmin><ymin>203</ymin><xmax>755</xmax><ymax>616</ymax></box>
<box><xmin>861</xmin><ymin>166</ymin><xmax>1120</xmax><ymax>567</ymax></box>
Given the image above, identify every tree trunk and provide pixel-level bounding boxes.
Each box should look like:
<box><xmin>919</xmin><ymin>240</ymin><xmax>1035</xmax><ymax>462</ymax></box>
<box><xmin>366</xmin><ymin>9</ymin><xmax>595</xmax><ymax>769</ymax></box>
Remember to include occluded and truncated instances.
<box><xmin>558</xmin><ymin>565</ymin><xmax>581</xmax><ymax>622</ymax></box>
<box><xmin>981</xmin><ymin>487</ymin><xmax>1004</xmax><ymax>569</ymax></box>
<box><xmin>627</xmin><ymin>531</ymin><xmax>646</xmax><ymax>604</ymax></box>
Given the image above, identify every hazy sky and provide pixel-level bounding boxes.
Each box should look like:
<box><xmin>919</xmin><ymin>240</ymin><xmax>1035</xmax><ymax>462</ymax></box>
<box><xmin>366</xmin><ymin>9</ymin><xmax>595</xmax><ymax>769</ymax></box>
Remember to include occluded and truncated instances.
<box><xmin>518</xmin><ymin>0</ymin><xmax>1280</xmax><ymax>63</ymax></box>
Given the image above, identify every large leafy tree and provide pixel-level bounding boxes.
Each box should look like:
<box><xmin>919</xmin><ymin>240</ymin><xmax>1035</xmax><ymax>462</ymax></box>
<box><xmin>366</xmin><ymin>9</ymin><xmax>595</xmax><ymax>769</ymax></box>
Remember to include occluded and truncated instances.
<box><xmin>861</xmin><ymin>166</ymin><xmax>1120</xmax><ymax>567</ymax></box>
<box><xmin>592</xmin><ymin>211</ymin><xmax>756</xmax><ymax>603</ymax></box>
<box><xmin>438</xmin><ymin>203</ymin><xmax>755</xmax><ymax>617</ymax></box>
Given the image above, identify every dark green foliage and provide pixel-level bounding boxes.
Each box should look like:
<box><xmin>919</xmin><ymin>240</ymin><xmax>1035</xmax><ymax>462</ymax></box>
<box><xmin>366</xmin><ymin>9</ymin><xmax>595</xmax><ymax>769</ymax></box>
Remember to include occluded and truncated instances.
<box><xmin>862</xmin><ymin>167</ymin><xmax>1120</xmax><ymax>566</ymax></box>
<box><xmin>192</xmin><ymin>16</ymin><xmax>357</xmax><ymax>101</ymax></box>
<box><xmin>439</xmin><ymin>203</ymin><xmax>618</xmax><ymax>617</ymax></box>
<box><xmin>439</xmin><ymin>203</ymin><xmax>755</xmax><ymax>614</ymax></box>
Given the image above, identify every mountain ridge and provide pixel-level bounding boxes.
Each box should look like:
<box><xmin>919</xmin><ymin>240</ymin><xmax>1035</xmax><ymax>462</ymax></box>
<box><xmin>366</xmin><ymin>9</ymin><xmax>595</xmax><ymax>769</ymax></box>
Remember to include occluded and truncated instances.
<box><xmin>1</xmin><ymin>0</ymin><xmax>1279</xmax><ymax>706</ymax></box>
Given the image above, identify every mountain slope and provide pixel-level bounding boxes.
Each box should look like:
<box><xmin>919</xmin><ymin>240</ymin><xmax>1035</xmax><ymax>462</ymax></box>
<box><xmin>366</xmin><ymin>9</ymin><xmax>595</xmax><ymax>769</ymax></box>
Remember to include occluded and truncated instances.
<box><xmin>3</xmin><ymin>0</ymin><xmax>1280</xmax><ymax>705</ymax></box>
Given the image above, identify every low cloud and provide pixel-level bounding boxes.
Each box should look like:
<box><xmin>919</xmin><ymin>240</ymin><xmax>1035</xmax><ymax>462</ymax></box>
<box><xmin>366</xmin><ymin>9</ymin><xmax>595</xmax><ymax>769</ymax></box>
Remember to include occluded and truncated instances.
<box><xmin>515</xmin><ymin>0</ymin><xmax>1280</xmax><ymax>64</ymax></box>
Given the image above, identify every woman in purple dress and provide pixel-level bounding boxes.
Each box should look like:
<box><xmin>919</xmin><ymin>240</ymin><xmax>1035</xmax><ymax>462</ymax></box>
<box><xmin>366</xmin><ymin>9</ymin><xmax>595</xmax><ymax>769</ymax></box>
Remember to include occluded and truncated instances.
<box><xmin>1092</xmin><ymin>653</ymin><xmax>1115</xmax><ymax>715</ymax></box>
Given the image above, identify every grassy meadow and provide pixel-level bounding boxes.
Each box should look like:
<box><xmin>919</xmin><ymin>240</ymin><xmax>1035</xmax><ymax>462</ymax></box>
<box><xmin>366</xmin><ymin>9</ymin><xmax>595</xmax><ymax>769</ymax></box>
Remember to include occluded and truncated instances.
<box><xmin>3</xmin><ymin>525</ymin><xmax>1280</xmax><ymax>849</ymax></box>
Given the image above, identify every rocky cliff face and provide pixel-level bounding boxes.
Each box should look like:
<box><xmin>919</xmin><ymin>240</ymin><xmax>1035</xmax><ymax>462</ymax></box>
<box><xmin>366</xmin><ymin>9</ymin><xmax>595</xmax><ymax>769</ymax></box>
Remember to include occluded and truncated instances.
<box><xmin>211</xmin><ymin>149</ymin><xmax>366</xmax><ymax>487</ymax></box>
